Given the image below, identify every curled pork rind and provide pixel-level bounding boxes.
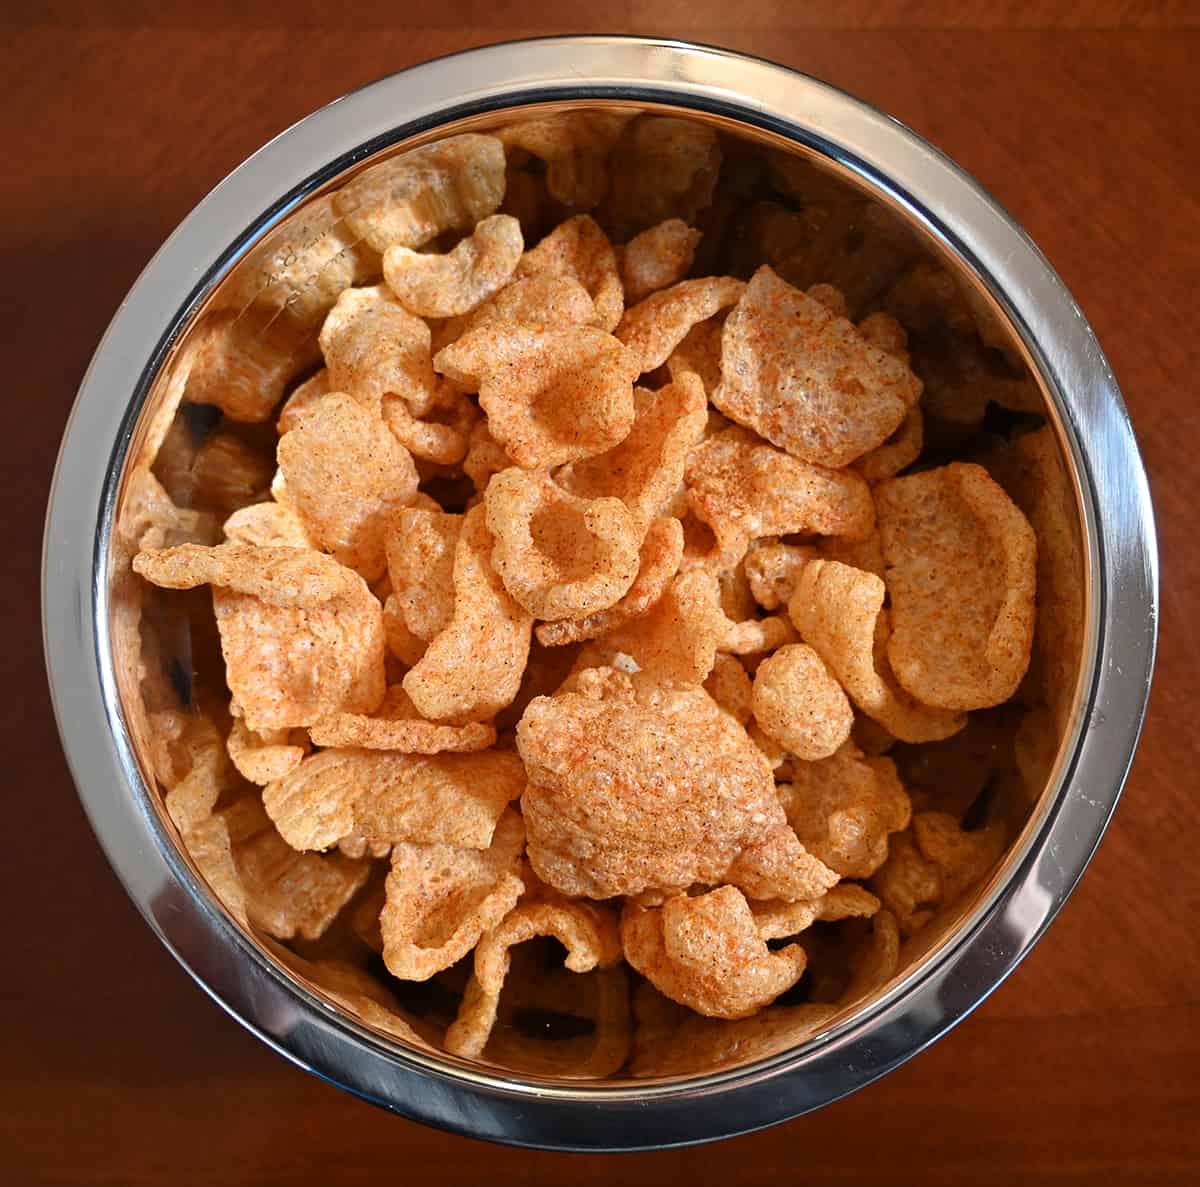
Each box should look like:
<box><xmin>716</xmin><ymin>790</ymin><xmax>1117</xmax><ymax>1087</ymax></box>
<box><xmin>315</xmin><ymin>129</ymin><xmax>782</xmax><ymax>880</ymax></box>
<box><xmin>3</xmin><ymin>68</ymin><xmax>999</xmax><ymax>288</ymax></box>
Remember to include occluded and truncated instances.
<box><xmin>261</xmin><ymin>746</ymin><xmax>525</xmax><ymax>853</ymax></box>
<box><xmin>403</xmin><ymin>504</ymin><xmax>533</xmax><ymax>723</ymax></box>
<box><xmin>517</xmin><ymin>675</ymin><xmax>835</xmax><ymax>901</ymax></box>
<box><xmin>309</xmin><ymin>686</ymin><xmax>496</xmax><ymax>753</ymax></box>
<box><xmin>912</xmin><ymin>810</ymin><xmax>1007</xmax><ymax>904</ymax></box>
<box><xmin>876</xmin><ymin>463</ymin><xmax>1037</xmax><ymax>710</ymax></box>
<box><xmin>744</xmin><ymin>541</ymin><xmax>816</xmax><ymax>611</ymax></box>
<box><xmin>462</xmin><ymin>418</ymin><xmax>512</xmax><ymax>493</ymax></box>
<box><xmin>276</xmin><ymin>392</ymin><xmax>419</xmax><ymax>581</ymax></box>
<box><xmin>750</xmin><ymin>882</ymin><xmax>880</xmax><ymax>942</ymax></box>
<box><xmin>713</xmin><ymin>267</ymin><xmax>922</xmax><ymax>468</ymax></box>
<box><xmin>484</xmin><ymin>468</ymin><xmax>640</xmax><ymax>621</ymax></box>
<box><xmin>622</xmin><ymin>887</ymin><xmax>806</xmax><ymax>1019</ymax></box>
<box><xmin>223</xmin><ymin>501</ymin><xmax>311</xmax><ymax>549</ymax></box>
<box><xmin>132</xmin><ymin>543</ymin><xmax>386</xmax><ymax>731</ymax></box>
<box><xmin>381</xmin><ymin>380</ymin><xmax>479</xmax><ymax>466</ymax></box>
<box><xmin>751</xmin><ymin>643</ymin><xmax>853</xmax><ymax>761</ymax></box>
<box><xmin>227</xmin><ymin>718</ymin><xmax>309</xmax><ymax>785</ymax></box>
<box><xmin>778</xmin><ymin>741</ymin><xmax>911</xmax><ymax>879</ymax></box>
<box><xmin>435</xmin><ymin>324</ymin><xmax>638</xmax><ymax>469</ymax></box>
<box><xmin>841</xmin><ymin>908</ymin><xmax>901</xmax><ymax>1003</ymax></box>
<box><xmin>333</xmin><ymin>133</ymin><xmax>506</xmax><ymax>253</ymax></box>
<box><xmin>616</xmin><ymin>277</ymin><xmax>745</xmax><ymax>377</ymax></box>
<box><xmin>383</xmin><ymin>214</ymin><xmax>523</xmax><ymax>318</ymax></box>
<box><xmin>789</xmin><ymin>558</ymin><xmax>965</xmax><ymax>744</ymax></box>
<box><xmin>384</xmin><ymin>506</ymin><xmax>461</xmax><ymax>645</ymax></box>
<box><xmin>514</xmin><ymin>215</ymin><xmax>624</xmax><ymax>331</ymax></box>
<box><xmin>380</xmin><ymin>809</ymin><xmax>525</xmax><ymax>981</ymax></box>
<box><xmin>619</xmin><ymin>219</ymin><xmax>702</xmax><ymax>304</ymax></box>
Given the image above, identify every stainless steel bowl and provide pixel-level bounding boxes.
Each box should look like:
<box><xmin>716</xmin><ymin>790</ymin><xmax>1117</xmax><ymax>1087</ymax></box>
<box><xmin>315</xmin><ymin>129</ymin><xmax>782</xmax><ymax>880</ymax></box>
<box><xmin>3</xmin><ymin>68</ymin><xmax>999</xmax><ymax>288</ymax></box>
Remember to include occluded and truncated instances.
<box><xmin>43</xmin><ymin>37</ymin><xmax>1157</xmax><ymax>1150</ymax></box>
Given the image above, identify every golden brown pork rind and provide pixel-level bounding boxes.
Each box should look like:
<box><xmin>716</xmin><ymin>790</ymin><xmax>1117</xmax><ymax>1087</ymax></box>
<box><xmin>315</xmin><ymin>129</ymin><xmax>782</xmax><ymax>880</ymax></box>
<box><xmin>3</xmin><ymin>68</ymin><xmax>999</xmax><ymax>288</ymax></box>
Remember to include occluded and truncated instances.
<box><xmin>619</xmin><ymin>219</ymin><xmax>702</xmax><ymax>304</ymax></box>
<box><xmin>666</xmin><ymin>317</ymin><xmax>724</xmax><ymax>396</ymax></box>
<box><xmin>752</xmin><ymin>643</ymin><xmax>854</xmax><ymax>761</ymax></box>
<box><xmin>854</xmin><ymin>407</ymin><xmax>923</xmax><ymax>484</ymax></box>
<box><xmin>514</xmin><ymin>214</ymin><xmax>624</xmax><ymax>331</ymax></box>
<box><xmin>277</xmin><ymin>368</ymin><xmax>330</xmax><ymax>434</ymax></box>
<box><xmin>616</xmin><ymin>277</ymin><xmax>745</xmax><ymax>376</ymax></box>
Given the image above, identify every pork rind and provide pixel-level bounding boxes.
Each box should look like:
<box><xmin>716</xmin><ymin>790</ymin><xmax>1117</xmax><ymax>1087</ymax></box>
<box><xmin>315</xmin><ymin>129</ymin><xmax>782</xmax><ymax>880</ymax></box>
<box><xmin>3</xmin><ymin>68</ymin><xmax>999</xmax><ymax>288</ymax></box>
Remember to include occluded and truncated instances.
<box><xmin>841</xmin><ymin>908</ymin><xmax>901</xmax><ymax>1003</ymax></box>
<box><xmin>911</xmin><ymin>329</ymin><xmax>1042</xmax><ymax>429</ymax></box>
<box><xmin>789</xmin><ymin>559</ymin><xmax>965</xmax><ymax>744</ymax></box>
<box><xmin>778</xmin><ymin>741</ymin><xmax>912</xmax><ymax>879</ymax></box>
<box><xmin>714</xmin><ymin>267</ymin><xmax>922</xmax><ymax>467</ymax></box>
<box><xmin>276</xmin><ymin>392</ymin><xmax>419</xmax><ymax>581</ymax></box>
<box><xmin>223</xmin><ymin>501</ymin><xmax>311</xmax><ymax>548</ymax></box>
<box><xmin>666</xmin><ymin>317</ymin><xmax>724</xmax><ymax>396</ymax></box>
<box><xmin>289</xmin><ymin>955</ymin><xmax>431</xmax><ymax>1047</ymax></box>
<box><xmin>685</xmin><ymin>427</ymin><xmax>875</xmax><ymax>566</ymax></box>
<box><xmin>744</xmin><ymin>541</ymin><xmax>816</xmax><ymax>610</ymax></box>
<box><xmin>262</xmin><ymin>745</ymin><xmax>524</xmax><ymax>854</ymax></box>
<box><xmin>876</xmin><ymin>463</ymin><xmax>1037</xmax><ymax>710</ymax></box>
<box><xmin>514</xmin><ymin>215</ymin><xmax>623</xmax><ymax>331</ymax></box>
<box><xmin>381</xmin><ymin>380</ymin><xmax>479</xmax><ymax>466</ymax></box>
<box><xmin>383</xmin><ymin>214</ymin><xmax>523</xmax><ymax>318</ymax></box>
<box><xmin>452</xmin><ymin>272</ymin><xmax>600</xmax><ymax>339</ymax></box>
<box><xmin>704</xmin><ymin>653</ymin><xmax>754</xmax><ymax>725</ymax></box>
<box><xmin>384</xmin><ymin>506</ymin><xmax>461</xmax><ymax>645</ymax></box>
<box><xmin>435</xmin><ymin>324</ymin><xmax>638</xmax><ymax>469</ymax></box>
<box><xmin>854</xmin><ymin>407</ymin><xmax>923</xmax><ymax>484</ymax></box>
<box><xmin>403</xmin><ymin>504</ymin><xmax>533</xmax><ymax>723</ymax></box>
<box><xmin>750</xmin><ymin>882</ymin><xmax>880</xmax><ymax>942</ymax></box>
<box><xmin>380</xmin><ymin>809</ymin><xmax>525</xmax><ymax>981</ymax></box>
<box><xmin>177</xmin><ymin>430</ymin><xmax>274</xmax><ymax>517</ymax></box>
<box><xmin>517</xmin><ymin>674</ymin><xmax>835</xmax><ymax>901</ymax></box>
<box><xmin>721</xmin><ymin>614</ymin><xmax>797</xmax><ymax>656</ymax></box>
<box><xmin>619</xmin><ymin>219</ymin><xmax>702</xmax><ymax>304</ymax></box>
<box><xmin>616</xmin><ymin>277</ymin><xmax>745</xmax><ymax>377</ymax></box>
<box><xmin>309</xmin><ymin>686</ymin><xmax>496</xmax><ymax>753</ymax></box>
<box><xmin>622</xmin><ymin>887</ymin><xmax>806</xmax><ymax>1019</ymax></box>
<box><xmin>333</xmin><ymin>134</ymin><xmax>506</xmax><ymax>253</ymax></box>
<box><xmin>462</xmin><ymin>418</ymin><xmax>512</xmax><ymax>493</ymax></box>
<box><xmin>484</xmin><ymin>468</ymin><xmax>640</xmax><ymax>621</ymax></box>
<box><xmin>132</xmin><ymin>543</ymin><xmax>386</xmax><ymax>731</ymax></box>
<box><xmin>227</xmin><ymin>718</ymin><xmax>309</xmax><ymax>785</ymax></box>
<box><xmin>752</xmin><ymin>643</ymin><xmax>853</xmax><ymax>761</ymax></box>
<box><xmin>277</xmin><ymin>369</ymin><xmax>331</xmax><ymax>434</ymax></box>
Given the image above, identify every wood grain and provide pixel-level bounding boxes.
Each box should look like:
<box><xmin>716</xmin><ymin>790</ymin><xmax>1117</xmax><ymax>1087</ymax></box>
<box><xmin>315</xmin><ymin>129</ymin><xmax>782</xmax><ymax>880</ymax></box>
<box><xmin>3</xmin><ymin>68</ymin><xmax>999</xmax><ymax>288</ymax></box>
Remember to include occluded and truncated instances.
<box><xmin>6</xmin><ymin>5</ymin><xmax>1198</xmax><ymax>1184</ymax></box>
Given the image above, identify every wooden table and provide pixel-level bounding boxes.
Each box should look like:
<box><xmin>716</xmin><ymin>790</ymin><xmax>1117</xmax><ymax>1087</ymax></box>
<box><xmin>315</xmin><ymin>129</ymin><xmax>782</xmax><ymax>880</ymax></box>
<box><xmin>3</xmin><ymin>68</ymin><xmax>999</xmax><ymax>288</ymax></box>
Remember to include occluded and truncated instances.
<box><xmin>7</xmin><ymin>5</ymin><xmax>1197</xmax><ymax>1184</ymax></box>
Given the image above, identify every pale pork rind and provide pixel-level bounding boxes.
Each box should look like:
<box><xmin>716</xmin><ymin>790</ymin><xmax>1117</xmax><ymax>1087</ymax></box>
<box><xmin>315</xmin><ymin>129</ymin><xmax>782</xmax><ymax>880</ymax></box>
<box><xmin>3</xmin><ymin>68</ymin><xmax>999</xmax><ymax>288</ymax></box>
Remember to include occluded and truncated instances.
<box><xmin>617</xmin><ymin>277</ymin><xmax>745</xmax><ymax>376</ymax></box>
<box><xmin>619</xmin><ymin>219</ymin><xmax>702</xmax><ymax>304</ymax></box>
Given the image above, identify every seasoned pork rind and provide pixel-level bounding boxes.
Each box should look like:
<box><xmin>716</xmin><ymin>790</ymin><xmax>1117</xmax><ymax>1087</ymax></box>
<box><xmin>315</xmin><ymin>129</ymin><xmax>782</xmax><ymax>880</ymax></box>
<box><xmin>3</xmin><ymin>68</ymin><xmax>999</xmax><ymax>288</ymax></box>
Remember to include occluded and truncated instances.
<box><xmin>854</xmin><ymin>407</ymin><xmax>923</xmax><ymax>484</ymax></box>
<box><xmin>380</xmin><ymin>379</ymin><xmax>479</xmax><ymax>466</ymax></box>
<box><xmin>277</xmin><ymin>369</ymin><xmax>330</xmax><ymax>434</ymax></box>
<box><xmin>750</xmin><ymin>882</ymin><xmax>880</xmax><ymax>942</ymax></box>
<box><xmin>721</xmin><ymin>614</ymin><xmax>797</xmax><ymax>656</ymax></box>
<box><xmin>309</xmin><ymin>686</ymin><xmax>496</xmax><ymax>753</ymax></box>
<box><xmin>484</xmin><ymin>467</ymin><xmax>640</xmax><ymax>621</ymax></box>
<box><xmin>876</xmin><ymin>463</ymin><xmax>1037</xmax><ymax>711</ymax></box>
<box><xmin>223</xmin><ymin>501</ymin><xmax>311</xmax><ymax>548</ymax></box>
<box><xmin>666</xmin><ymin>317</ymin><xmax>724</xmax><ymax>395</ymax></box>
<box><xmin>841</xmin><ymin>908</ymin><xmax>901</xmax><ymax>1002</ymax></box>
<box><xmin>452</xmin><ymin>272</ymin><xmax>600</xmax><ymax>339</ymax></box>
<box><xmin>617</xmin><ymin>277</ymin><xmax>745</xmax><ymax>377</ymax></box>
<box><xmin>790</xmin><ymin>559</ymin><xmax>965</xmax><ymax>744</ymax></box>
<box><xmin>714</xmin><ymin>267</ymin><xmax>922</xmax><ymax>467</ymax></box>
<box><xmin>619</xmin><ymin>218</ymin><xmax>702</xmax><ymax>304</ymax></box>
<box><xmin>752</xmin><ymin>643</ymin><xmax>853</xmax><ymax>761</ymax></box>
<box><xmin>133</xmin><ymin>543</ymin><xmax>386</xmax><ymax>731</ymax></box>
<box><xmin>380</xmin><ymin>808</ymin><xmax>525</xmax><ymax>981</ymax></box>
<box><xmin>704</xmin><ymin>653</ymin><xmax>754</xmax><ymax>725</ymax></box>
<box><xmin>384</xmin><ymin>506</ymin><xmax>461</xmax><ymax>646</ymax></box>
<box><xmin>744</xmin><ymin>541</ymin><xmax>816</xmax><ymax>610</ymax></box>
<box><xmin>227</xmin><ymin>718</ymin><xmax>310</xmax><ymax>785</ymax></box>
<box><xmin>514</xmin><ymin>214</ymin><xmax>624</xmax><ymax>331</ymax></box>
<box><xmin>622</xmin><ymin>887</ymin><xmax>806</xmax><ymax>1019</ymax></box>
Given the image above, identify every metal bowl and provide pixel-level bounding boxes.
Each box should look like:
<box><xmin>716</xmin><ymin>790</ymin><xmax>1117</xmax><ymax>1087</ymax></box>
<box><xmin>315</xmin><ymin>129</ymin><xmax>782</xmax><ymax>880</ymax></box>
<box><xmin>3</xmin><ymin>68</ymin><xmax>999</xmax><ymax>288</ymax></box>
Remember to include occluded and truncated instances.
<box><xmin>43</xmin><ymin>37</ymin><xmax>1157</xmax><ymax>1150</ymax></box>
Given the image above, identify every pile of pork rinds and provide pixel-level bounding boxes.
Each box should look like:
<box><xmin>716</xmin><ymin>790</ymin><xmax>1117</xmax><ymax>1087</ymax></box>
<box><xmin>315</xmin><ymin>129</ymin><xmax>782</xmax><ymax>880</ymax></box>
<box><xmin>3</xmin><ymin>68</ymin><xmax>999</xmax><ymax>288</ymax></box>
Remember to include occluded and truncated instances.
<box><xmin>126</xmin><ymin>112</ymin><xmax>1045</xmax><ymax>1078</ymax></box>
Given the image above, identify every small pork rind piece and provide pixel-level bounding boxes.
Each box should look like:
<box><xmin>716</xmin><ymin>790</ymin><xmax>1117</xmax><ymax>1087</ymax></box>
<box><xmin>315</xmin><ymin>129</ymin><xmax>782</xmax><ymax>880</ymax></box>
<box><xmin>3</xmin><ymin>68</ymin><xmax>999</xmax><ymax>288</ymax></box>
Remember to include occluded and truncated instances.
<box><xmin>262</xmin><ymin>746</ymin><xmax>525</xmax><ymax>853</ymax></box>
<box><xmin>381</xmin><ymin>380</ymin><xmax>479</xmax><ymax>467</ymax></box>
<box><xmin>750</xmin><ymin>882</ymin><xmax>880</xmax><ymax>942</ymax></box>
<box><xmin>223</xmin><ymin>501</ymin><xmax>311</xmax><ymax>548</ymax></box>
<box><xmin>133</xmin><ymin>543</ymin><xmax>386</xmax><ymax>731</ymax></box>
<box><xmin>666</xmin><ymin>317</ymin><xmax>724</xmax><ymax>396</ymax></box>
<box><xmin>384</xmin><ymin>506</ymin><xmax>461</xmax><ymax>645</ymax></box>
<box><xmin>876</xmin><ymin>463</ymin><xmax>1037</xmax><ymax>710</ymax></box>
<box><xmin>714</xmin><ymin>267</ymin><xmax>922</xmax><ymax>467</ymax></box>
<box><xmin>515</xmin><ymin>215</ymin><xmax>624</xmax><ymax>331</ymax></box>
<box><xmin>721</xmin><ymin>614</ymin><xmax>797</xmax><ymax>656</ymax></box>
<box><xmin>704</xmin><ymin>653</ymin><xmax>754</xmax><ymax>725</ymax></box>
<box><xmin>744</xmin><ymin>541</ymin><xmax>816</xmax><ymax>610</ymax></box>
<box><xmin>462</xmin><ymin>418</ymin><xmax>512</xmax><ymax>494</ymax></box>
<box><xmin>685</xmin><ymin>427</ymin><xmax>875</xmax><ymax>566</ymax></box>
<box><xmin>751</xmin><ymin>643</ymin><xmax>853</xmax><ymax>761</ymax></box>
<box><xmin>778</xmin><ymin>742</ymin><xmax>912</xmax><ymax>879</ymax></box>
<box><xmin>277</xmin><ymin>369</ymin><xmax>330</xmax><ymax>434</ymax></box>
<box><xmin>622</xmin><ymin>887</ymin><xmax>806</xmax><ymax>1019</ymax></box>
<box><xmin>276</xmin><ymin>392</ymin><xmax>419</xmax><ymax>581</ymax></box>
<box><xmin>435</xmin><ymin>324</ymin><xmax>638</xmax><ymax>469</ymax></box>
<box><xmin>333</xmin><ymin>133</ymin><xmax>507</xmax><ymax>253</ymax></box>
<box><xmin>484</xmin><ymin>468</ymin><xmax>640</xmax><ymax>621</ymax></box>
<box><xmin>854</xmin><ymin>407</ymin><xmax>923</xmax><ymax>485</ymax></box>
<box><xmin>616</xmin><ymin>277</ymin><xmax>745</xmax><ymax>377</ymax></box>
<box><xmin>227</xmin><ymin>718</ymin><xmax>310</xmax><ymax>785</ymax></box>
<box><xmin>380</xmin><ymin>809</ymin><xmax>525</xmax><ymax>981</ymax></box>
<box><xmin>383</xmin><ymin>214</ymin><xmax>523</xmax><ymax>318</ymax></box>
<box><xmin>309</xmin><ymin>686</ymin><xmax>496</xmax><ymax>753</ymax></box>
<box><xmin>403</xmin><ymin>504</ymin><xmax>533</xmax><ymax>723</ymax></box>
<box><xmin>619</xmin><ymin>218</ymin><xmax>702</xmax><ymax>304</ymax></box>
<box><xmin>790</xmin><ymin>559</ymin><xmax>965</xmax><ymax>744</ymax></box>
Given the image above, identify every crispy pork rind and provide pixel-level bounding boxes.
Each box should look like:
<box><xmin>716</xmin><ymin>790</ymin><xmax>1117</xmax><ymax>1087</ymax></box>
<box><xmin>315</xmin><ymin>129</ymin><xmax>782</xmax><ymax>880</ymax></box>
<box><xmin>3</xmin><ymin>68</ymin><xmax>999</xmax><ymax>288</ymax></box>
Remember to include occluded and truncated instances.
<box><xmin>514</xmin><ymin>214</ymin><xmax>624</xmax><ymax>331</ymax></box>
<box><xmin>222</xmin><ymin>500</ymin><xmax>311</xmax><ymax>548</ymax></box>
<box><xmin>752</xmin><ymin>643</ymin><xmax>854</xmax><ymax>761</ymax></box>
<box><xmin>484</xmin><ymin>467</ymin><xmax>640</xmax><ymax>621</ymax></box>
<box><xmin>685</xmin><ymin>427</ymin><xmax>875</xmax><ymax>566</ymax></box>
<box><xmin>666</xmin><ymin>316</ymin><xmax>724</xmax><ymax>396</ymax></box>
<box><xmin>288</xmin><ymin>955</ymin><xmax>432</xmax><ymax>1047</ymax></box>
<box><xmin>517</xmin><ymin>674</ymin><xmax>834</xmax><ymax>901</ymax></box>
<box><xmin>262</xmin><ymin>746</ymin><xmax>525</xmax><ymax>854</ymax></box>
<box><xmin>622</xmin><ymin>887</ymin><xmax>806</xmax><ymax>1019</ymax></box>
<box><xmin>854</xmin><ymin>407</ymin><xmax>923</xmax><ymax>484</ymax></box>
<box><xmin>876</xmin><ymin>463</ymin><xmax>1037</xmax><ymax>710</ymax></box>
<box><xmin>714</xmin><ymin>266</ymin><xmax>922</xmax><ymax>467</ymax></box>
<box><xmin>451</xmin><ymin>272</ymin><xmax>600</xmax><ymax>341</ymax></box>
<box><xmin>789</xmin><ymin>558</ymin><xmax>965</xmax><ymax>744</ymax></box>
<box><xmin>721</xmin><ymin>614</ymin><xmax>798</xmax><ymax>656</ymax></box>
<box><xmin>277</xmin><ymin>368</ymin><xmax>330</xmax><ymax>434</ymax></box>
<box><xmin>704</xmin><ymin>653</ymin><xmax>754</xmax><ymax>725</ymax></box>
<box><xmin>616</xmin><ymin>277</ymin><xmax>744</xmax><ymax>377</ymax></box>
<box><xmin>619</xmin><ymin>218</ymin><xmax>702</xmax><ymax>304</ymax></box>
<box><xmin>462</xmin><ymin>418</ymin><xmax>512</xmax><ymax>494</ymax></box>
<box><xmin>744</xmin><ymin>541</ymin><xmax>816</xmax><ymax>610</ymax></box>
<box><xmin>122</xmin><ymin>467</ymin><xmax>221</xmax><ymax>553</ymax></box>
<box><xmin>309</xmin><ymin>686</ymin><xmax>496</xmax><ymax>753</ymax></box>
<box><xmin>159</xmin><ymin>429</ymin><xmax>274</xmax><ymax>518</ymax></box>
<box><xmin>750</xmin><ymin>882</ymin><xmax>880</xmax><ymax>942</ymax></box>
<box><xmin>435</xmin><ymin>323</ymin><xmax>637</xmax><ymax>469</ymax></box>
<box><xmin>383</xmin><ymin>214</ymin><xmax>523</xmax><ymax>318</ymax></box>
<box><xmin>227</xmin><ymin>717</ymin><xmax>310</xmax><ymax>785</ymax></box>
<box><xmin>381</xmin><ymin>379</ymin><xmax>479</xmax><ymax>466</ymax></box>
<box><xmin>380</xmin><ymin>809</ymin><xmax>525</xmax><ymax>981</ymax></box>
<box><xmin>384</xmin><ymin>506</ymin><xmax>461</xmax><ymax>645</ymax></box>
<box><xmin>276</xmin><ymin>392</ymin><xmax>419</xmax><ymax>581</ymax></box>
<box><xmin>841</xmin><ymin>908</ymin><xmax>902</xmax><ymax>1003</ymax></box>
<box><xmin>778</xmin><ymin>741</ymin><xmax>912</xmax><ymax>879</ymax></box>
<box><xmin>333</xmin><ymin>133</ymin><xmax>506</xmax><ymax>254</ymax></box>
<box><xmin>132</xmin><ymin>543</ymin><xmax>386</xmax><ymax>731</ymax></box>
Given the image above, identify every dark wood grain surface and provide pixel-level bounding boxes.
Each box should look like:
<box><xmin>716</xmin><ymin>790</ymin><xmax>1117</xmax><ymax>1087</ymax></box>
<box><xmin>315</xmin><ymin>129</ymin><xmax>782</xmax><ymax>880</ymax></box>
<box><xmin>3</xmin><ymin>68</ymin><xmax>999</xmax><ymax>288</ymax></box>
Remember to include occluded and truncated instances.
<box><xmin>6</xmin><ymin>4</ymin><xmax>1198</xmax><ymax>1184</ymax></box>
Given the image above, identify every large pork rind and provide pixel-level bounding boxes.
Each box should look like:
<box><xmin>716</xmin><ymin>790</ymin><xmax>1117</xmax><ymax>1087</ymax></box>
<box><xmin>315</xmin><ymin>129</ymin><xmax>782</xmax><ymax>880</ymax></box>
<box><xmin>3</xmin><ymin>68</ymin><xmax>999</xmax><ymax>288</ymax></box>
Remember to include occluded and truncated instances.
<box><xmin>789</xmin><ymin>558</ymin><xmax>965</xmax><ymax>744</ymax></box>
<box><xmin>778</xmin><ymin>741</ymin><xmax>911</xmax><ymax>879</ymax></box>
<box><xmin>277</xmin><ymin>368</ymin><xmax>331</xmax><ymax>434</ymax></box>
<box><xmin>752</xmin><ymin>643</ymin><xmax>853</xmax><ymax>761</ymax></box>
<box><xmin>617</xmin><ymin>277</ymin><xmax>744</xmax><ymax>377</ymax></box>
<box><xmin>262</xmin><ymin>746</ymin><xmax>525</xmax><ymax>854</ymax></box>
<box><xmin>452</xmin><ymin>272</ymin><xmax>600</xmax><ymax>340</ymax></box>
<box><xmin>619</xmin><ymin>219</ymin><xmax>702</xmax><ymax>304</ymax></box>
<box><xmin>622</xmin><ymin>887</ymin><xmax>806</xmax><ymax>1019</ymax></box>
<box><xmin>309</xmin><ymin>686</ymin><xmax>496</xmax><ymax>753</ymax></box>
<box><xmin>333</xmin><ymin>134</ymin><xmax>506</xmax><ymax>253</ymax></box>
<box><xmin>876</xmin><ymin>463</ymin><xmax>1037</xmax><ymax>711</ymax></box>
<box><xmin>132</xmin><ymin>543</ymin><xmax>386</xmax><ymax>731</ymax></box>
<box><xmin>484</xmin><ymin>468</ymin><xmax>640</xmax><ymax>621</ymax></box>
<box><xmin>276</xmin><ymin>392</ymin><xmax>419</xmax><ymax>581</ymax></box>
<box><xmin>517</xmin><ymin>674</ymin><xmax>836</xmax><ymax>901</ymax></box>
<box><xmin>403</xmin><ymin>504</ymin><xmax>533</xmax><ymax>723</ymax></box>
<box><xmin>383</xmin><ymin>214</ymin><xmax>523</xmax><ymax>318</ymax></box>
<box><xmin>380</xmin><ymin>809</ymin><xmax>525</xmax><ymax>981</ymax></box>
<box><xmin>384</xmin><ymin>507</ymin><xmax>461</xmax><ymax>646</ymax></box>
<box><xmin>713</xmin><ymin>267</ymin><xmax>922</xmax><ymax>467</ymax></box>
<box><xmin>227</xmin><ymin>718</ymin><xmax>310</xmax><ymax>786</ymax></box>
<box><xmin>514</xmin><ymin>215</ymin><xmax>624</xmax><ymax>331</ymax></box>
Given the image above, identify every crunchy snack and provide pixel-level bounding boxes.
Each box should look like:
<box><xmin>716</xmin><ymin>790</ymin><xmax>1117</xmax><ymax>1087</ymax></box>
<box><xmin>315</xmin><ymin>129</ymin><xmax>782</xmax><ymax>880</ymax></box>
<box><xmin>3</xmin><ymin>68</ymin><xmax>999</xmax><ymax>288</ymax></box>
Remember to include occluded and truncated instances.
<box><xmin>617</xmin><ymin>277</ymin><xmax>745</xmax><ymax>376</ymax></box>
<box><xmin>514</xmin><ymin>214</ymin><xmax>624</xmax><ymax>331</ymax></box>
<box><xmin>619</xmin><ymin>219</ymin><xmax>702</xmax><ymax>304</ymax></box>
<box><xmin>309</xmin><ymin>686</ymin><xmax>496</xmax><ymax>753</ymax></box>
<box><xmin>751</xmin><ymin>643</ymin><xmax>854</xmax><ymax>761</ymax></box>
<box><xmin>744</xmin><ymin>541</ymin><xmax>816</xmax><ymax>610</ymax></box>
<box><xmin>227</xmin><ymin>718</ymin><xmax>310</xmax><ymax>785</ymax></box>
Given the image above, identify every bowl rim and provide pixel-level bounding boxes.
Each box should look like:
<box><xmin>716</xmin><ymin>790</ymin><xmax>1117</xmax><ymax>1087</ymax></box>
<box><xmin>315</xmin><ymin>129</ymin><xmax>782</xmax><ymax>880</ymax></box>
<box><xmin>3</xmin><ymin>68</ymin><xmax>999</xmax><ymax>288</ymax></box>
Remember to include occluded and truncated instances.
<box><xmin>42</xmin><ymin>35</ymin><xmax>1157</xmax><ymax>1151</ymax></box>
